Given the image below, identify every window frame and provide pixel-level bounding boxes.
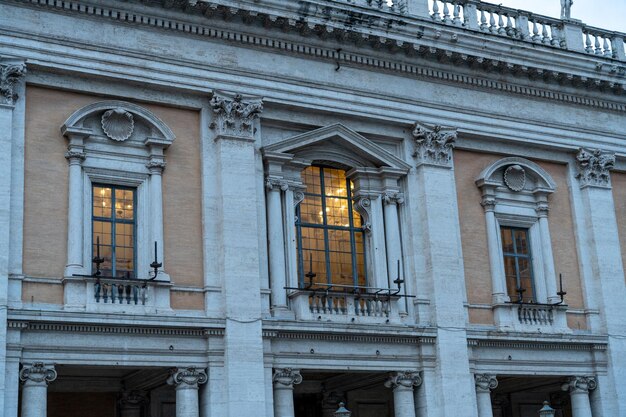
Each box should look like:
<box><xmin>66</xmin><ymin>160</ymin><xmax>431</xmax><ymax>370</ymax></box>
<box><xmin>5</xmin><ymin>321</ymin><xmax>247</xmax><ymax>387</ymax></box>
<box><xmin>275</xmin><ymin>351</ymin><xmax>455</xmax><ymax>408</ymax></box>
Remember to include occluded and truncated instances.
<box><xmin>91</xmin><ymin>183</ymin><xmax>138</xmax><ymax>278</ymax></box>
<box><xmin>295</xmin><ymin>165</ymin><xmax>368</xmax><ymax>289</ymax></box>
<box><xmin>500</xmin><ymin>225</ymin><xmax>536</xmax><ymax>303</ymax></box>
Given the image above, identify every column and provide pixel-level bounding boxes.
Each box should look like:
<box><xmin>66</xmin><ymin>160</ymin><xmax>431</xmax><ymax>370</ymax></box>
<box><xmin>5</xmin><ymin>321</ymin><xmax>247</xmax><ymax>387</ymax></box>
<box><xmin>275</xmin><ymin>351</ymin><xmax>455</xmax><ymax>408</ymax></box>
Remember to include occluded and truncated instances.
<box><xmin>210</xmin><ymin>92</ymin><xmax>267</xmax><ymax>417</ymax></box>
<box><xmin>272</xmin><ymin>368</ymin><xmax>302</xmax><ymax>417</ymax></box>
<box><xmin>0</xmin><ymin>58</ymin><xmax>26</xmax><ymax>417</ymax></box>
<box><xmin>118</xmin><ymin>390</ymin><xmax>147</xmax><ymax>417</ymax></box>
<box><xmin>266</xmin><ymin>178</ymin><xmax>288</xmax><ymax>312</ymax></box>
<box><xmin>19</xmin><ymin>363</ymin><xmax>57</xmax><ymax>417</ymax></box>
<box><xmin>562</xmin><ymin>377</ymin><xmax>596</xmax><ymax>417</ymax></box>
<box><xmin>474</xmin><ymin>374</ymin><xmax>497</xmax><ymax>417</ymax></box>
<box><xmin>64</xmin><ymin>144</ymin><xmax>86</xmax><ymax>276</ymax></box>
<box><xmin>385</xmin><ymin>371</ymin><xmax>422</xmax><ymax>417</ymax></box>
<box><xmin>167</xmin><ymin>368</ymin><xmax>208</xmax><ymax>417</ymax></box>
<box><xmin>575</xmin><ymin>148</ymin><xmax>626</xmax><ymax>414</ymax></box>
<box><xmin>146</xmin><ymin>150</ymin><xmax>167</xmax><ymax>279</ymax></box>
<box><xmin>410</xmin><ymin>123</ymin><xmax>477</xmax><ymax>417</ymax></box>
<box><xmin>383</xmin><ymin>192</ymin><xmax>404</xmax><ymax>284</ymax></box>
<box><xmin>535</xmin><ymin>200</ymin><xmax>559</xmax><ymax>303</ymax></box>
<box><xmin>480</xmin><ymin>194</ymin><xmax>508</xmax><ymax>304</ymax></box>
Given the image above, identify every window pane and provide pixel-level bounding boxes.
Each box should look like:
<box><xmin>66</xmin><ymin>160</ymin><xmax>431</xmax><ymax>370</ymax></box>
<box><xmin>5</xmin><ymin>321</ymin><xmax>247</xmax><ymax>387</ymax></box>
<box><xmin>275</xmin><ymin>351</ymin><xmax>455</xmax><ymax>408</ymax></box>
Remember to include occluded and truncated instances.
<box><xmin>514</xmin><ymin>229</ymin><xmax>529</xmax><ymax>255</ymax></box>
<box><xmin>323</xmin><ymin>168</ymin><xmax>347</xmax><ymax>197</ymax></box>
<box><xmin>501</xmin><ymin>228</ymin><xmax>514</xmax><ymax>254</ymax></box>
<box><xmin>517</xmin><ymin>258</ymin><xmax>533</xmax><ymax>302</ymax></box>
<box><xmin>299</xmin><ymin>196</ymin><xmax>324</xmax><ymax>225</ymax></box>
<box><xmin>503</xmin><ymin>256</ymin><xmax>519</xmax><ymax>300</ymax></box>
<box><xmin>325</xmin><ymin>196</ymin><xmax>350</xmax><ymax>228</ymax></box>
<box><xmin>302</xmin><ymin>166</ymin><xmax>321</xmax><ymax>195</ymax></box>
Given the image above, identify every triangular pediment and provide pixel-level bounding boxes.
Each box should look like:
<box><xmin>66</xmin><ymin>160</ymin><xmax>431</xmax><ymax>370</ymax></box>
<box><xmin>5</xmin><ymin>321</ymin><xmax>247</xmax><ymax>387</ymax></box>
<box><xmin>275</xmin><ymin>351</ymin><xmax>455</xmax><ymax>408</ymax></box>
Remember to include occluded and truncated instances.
<box><xmin>264</xmin><ymin>124</ymin><xmax>411</xmax><ymax>171</ymax></box>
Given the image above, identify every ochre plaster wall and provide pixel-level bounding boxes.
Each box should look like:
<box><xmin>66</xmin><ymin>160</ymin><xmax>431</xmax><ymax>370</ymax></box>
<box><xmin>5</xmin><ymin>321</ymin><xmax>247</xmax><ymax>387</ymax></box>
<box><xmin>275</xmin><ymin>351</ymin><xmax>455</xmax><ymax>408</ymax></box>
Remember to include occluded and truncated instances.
<box><xmin>23</xmin><ymin>86</ymin><xmax>204</xmax><ymax>308</ymax></box>
<box><xmin>612</xmin><ymin>171</ymin><xmax>626</xmax><ymax>287</ymax></box>
<box><xmin>171</xmin><ymin>290</ymin><xmax>205</xmax><ymax>310</ymax></box>
<box><xmin>455</xmin><ymin>150</ymin><xmax>585</xmax><ymax>328</ymax></box>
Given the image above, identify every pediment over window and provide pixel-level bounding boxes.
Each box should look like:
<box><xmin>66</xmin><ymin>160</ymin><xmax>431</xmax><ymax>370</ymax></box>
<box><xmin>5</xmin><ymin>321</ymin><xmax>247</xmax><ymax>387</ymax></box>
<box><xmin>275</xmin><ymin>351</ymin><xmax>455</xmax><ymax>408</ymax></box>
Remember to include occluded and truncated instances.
<box><xmin>61</xmin><ymin>100</ymin><xmax>175</xmax><ymax>147</ymax></box>
<box><xmin>475</xmin><ymin>157</ymin><xmax>556</xmax><ymax>194</ymax></box>
<box><xmin>263</xmin><ymin>123</ymin><xmax>411</xmax><ymax>172</ymax></box>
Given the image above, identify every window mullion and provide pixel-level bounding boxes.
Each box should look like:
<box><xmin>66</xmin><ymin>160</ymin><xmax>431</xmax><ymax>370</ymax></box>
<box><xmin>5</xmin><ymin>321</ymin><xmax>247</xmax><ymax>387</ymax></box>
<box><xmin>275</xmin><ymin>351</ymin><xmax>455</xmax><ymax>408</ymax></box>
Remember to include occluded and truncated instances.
<box><xmin>319</xmin><ymin>169</ymin><xmax>332</xmax><ymax>285</ymax></box>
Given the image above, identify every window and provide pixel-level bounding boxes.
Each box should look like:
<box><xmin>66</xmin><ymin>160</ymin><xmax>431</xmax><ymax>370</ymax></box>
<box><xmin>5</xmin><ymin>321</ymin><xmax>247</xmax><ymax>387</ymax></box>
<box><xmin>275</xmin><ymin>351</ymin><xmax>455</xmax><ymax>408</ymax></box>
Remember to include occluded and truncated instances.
<box><xmin>92</xmin><ymin>185</ymin><xmax>136</xmax><ymax>278</ymax></box>
<box><xmin>296</xmin><ymin>166</ymin><xmax>367</xmax><ymax>288</ymax></box>
<box><xmin>500</xmin><ymin>226</ymin><xmax>535</xmax><ymax>303</ymax></box>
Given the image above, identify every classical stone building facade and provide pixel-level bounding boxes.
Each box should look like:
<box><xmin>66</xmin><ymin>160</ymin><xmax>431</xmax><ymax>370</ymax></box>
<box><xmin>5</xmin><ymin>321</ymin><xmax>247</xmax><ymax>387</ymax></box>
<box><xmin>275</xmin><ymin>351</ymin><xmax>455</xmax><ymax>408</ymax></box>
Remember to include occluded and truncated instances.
<box><xmin>0</xmin><ymin>0</ymin><xmax>625</xmax><ymax>416</ymax></box>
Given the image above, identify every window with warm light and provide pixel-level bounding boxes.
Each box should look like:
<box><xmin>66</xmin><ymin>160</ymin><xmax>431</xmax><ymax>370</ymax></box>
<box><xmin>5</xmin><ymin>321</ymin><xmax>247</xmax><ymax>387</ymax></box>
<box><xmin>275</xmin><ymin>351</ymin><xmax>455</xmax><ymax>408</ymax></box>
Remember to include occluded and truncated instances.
<box><xmin>501</xmin><ymin>226</ymin><xmax>535</xmax><ymax>303</ymax></box>
<box><xmin>296</xmin><ymin>166</ymin><xmax>367</xmax><ymax>289</ymax></box>
<box><xmin>92</xmin><ymin>185</ymin><xmax>136</xmax><ymax>278</ymax></box>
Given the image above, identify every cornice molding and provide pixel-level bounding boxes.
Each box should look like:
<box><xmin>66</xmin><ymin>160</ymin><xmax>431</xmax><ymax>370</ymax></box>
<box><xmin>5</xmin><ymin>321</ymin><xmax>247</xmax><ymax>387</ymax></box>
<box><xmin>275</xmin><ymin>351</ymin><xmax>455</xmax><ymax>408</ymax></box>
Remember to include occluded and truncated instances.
<box><xmin>468</xmin><ymin>338</ymin><xmax>608</xmax><ymax>351</ymax></box>
<box><xmin>10</xmin><ymin>0</ymin><xmax>626</xmax><ymax>113</ymax></box>
<box><xmin>263</xmin><ymin>330</ymin><xmax>434</xmax><ymax>345</ymax></box>
<box><xmin>8</xmin><ymin>320</ymin><xmax>224</xmax><ymax>337</ymax></box>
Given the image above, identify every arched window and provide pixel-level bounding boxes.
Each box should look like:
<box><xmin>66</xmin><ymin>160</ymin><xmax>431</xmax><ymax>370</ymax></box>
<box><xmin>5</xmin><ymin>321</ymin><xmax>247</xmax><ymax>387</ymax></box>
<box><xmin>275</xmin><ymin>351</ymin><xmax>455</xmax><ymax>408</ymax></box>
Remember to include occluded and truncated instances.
<box><xmin>296</xmin><ymin>166</ymin><xmax>366</xmax><ymax>288</ymax></box>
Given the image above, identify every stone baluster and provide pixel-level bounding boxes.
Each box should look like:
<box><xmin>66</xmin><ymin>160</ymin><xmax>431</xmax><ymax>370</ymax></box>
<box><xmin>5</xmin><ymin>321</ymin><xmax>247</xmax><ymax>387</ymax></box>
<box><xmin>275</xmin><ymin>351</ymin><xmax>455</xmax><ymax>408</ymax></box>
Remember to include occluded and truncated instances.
<box><xmin>167</xmin><ymin>368</ymin><xmax>208</xmax><ymax>417</ymax></box>
<box><xmin>474</xmin><ymin>374</ymin><xmax>498</xmax><ymax>417</ymax></box>
<box><xmin>561</xmin><ymin>377</ymin><xmax>596</xmax><ymax>417</ymax></box>
<box><xmin>118</xmin><ymin>390</ymin><xmax>147</xmax><ymax>417</ymax></box>
<box><xmin>273</xmin><ymin>368</ymin><xmax>302</xmax><ymax>417</ymax></box>
<box><xmin>431</xmin><ymin>0</ymin><xmax>441</xmax><ymax>21</ymax></box>
<box><xmin>19</xmin><ymin>363</ymin><xmax>57</xmax><ymax>417</ymax></box>
<box><xmin>385</xmin><ymin>371</ymin><xmax>422</xmax><ymax>417</ymax></box>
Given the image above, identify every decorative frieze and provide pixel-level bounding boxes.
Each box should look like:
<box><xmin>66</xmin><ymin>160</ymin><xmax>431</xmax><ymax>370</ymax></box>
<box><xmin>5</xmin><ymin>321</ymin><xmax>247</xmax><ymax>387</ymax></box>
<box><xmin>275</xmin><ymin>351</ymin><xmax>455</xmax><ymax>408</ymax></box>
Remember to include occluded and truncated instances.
<box><xmin>576</xmin><ymin>148</ymin><xmax>615</xmax><ymax>189</ymax></box>
<box><xmin>272</xmin><ymin>368</ymin><xmax>303</xmax><ymax>388</ymax></box>
<box><xmin>167</xmin><ymin>367</ymin><xmax>208</xmax><ymax>389</ymax></box>
<box><xmin>384</xmin><ymin>371</ymin><xmax>423</xmax><ymax>390</ymax></box>
<box><xmin>19</xmin><ymin>363</ymin><xmax>57</xmax><ymax>385</ymax></box>
<box><xmin>0</xmin><ymin>61</ymin><xmax>26</xmax><ymax>105</ymax></box>
<box><xmin>474</xmin><ymin>374</ymin><xmax>498</xmax><ymax>392</ymax></box>
<box><xmin>562</xmin><ymin>376</ymin><xmax>597</xmax><ymax>394</ymax></box>
<box><xmin>209</xmin><ymin>92</ymin><xmax>263</xmax><ymax>140</ymax></box>
<box><xmin>412</xmin><ymin>123</ymin><xmax>457</xmax><ymax>168</ymax></box>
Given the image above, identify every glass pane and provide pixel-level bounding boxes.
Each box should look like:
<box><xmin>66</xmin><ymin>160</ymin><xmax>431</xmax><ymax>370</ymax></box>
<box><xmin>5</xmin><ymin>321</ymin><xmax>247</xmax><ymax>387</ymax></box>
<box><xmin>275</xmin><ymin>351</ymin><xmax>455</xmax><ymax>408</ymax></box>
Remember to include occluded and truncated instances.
<box><xmin>356</xmin><ymin>252</ymin><xmax>366</xmax><ymax>287</ymax></box>
<box><xmin>299</xmin><ymin>196</ymin><xmax>324</xmax><ymax>225</ymax></box>
<box><xmin>514</xmin><ymin>229</ymin><xmax>529</xmax><ymax>255</ymax></box>
<box><xmin>115</xmin><ymin>189</ymin><xmax>135</xmax><ymax>220</ymax></box>
<box><xmin>518</xmin><ymin>258</ymin><xmax>534</xmax><ymax>302</ymax></box>
<box><xmin>501</xmin><ymin>228</ymin><xmax>514</xmax><ymax>254</ymax></box>
<box><xmin>503</xmin><ymin>256</ymin><xmax>519</xmax><ymax>300</ymax></box>
<box><xmin>93</xmin><ymin>220</ymin><xmax>113</xmax><ymax>275</ymax></box>
<box><xmin>301</xmin><ymin>166</ymin><xmax>321</xmax><ymax>195</ymax></box>
<box><xmin>325</xmin><ymin>196</ymin><xmax>350</xmax><ymax>228</ymax></box>
<box><xmin>352</xmin><ymin>210</ymin><xmax>362</xmax><ymax>227</ymax></box>
<box><xmin>93</xmin><ymin>186</ymin><xmax>112</xmax><ymax>218</ymax></box>
<box><xmin>327</xmin><ymin>229</ymin><xmax>353</xmax><ymax>286</ymax></box>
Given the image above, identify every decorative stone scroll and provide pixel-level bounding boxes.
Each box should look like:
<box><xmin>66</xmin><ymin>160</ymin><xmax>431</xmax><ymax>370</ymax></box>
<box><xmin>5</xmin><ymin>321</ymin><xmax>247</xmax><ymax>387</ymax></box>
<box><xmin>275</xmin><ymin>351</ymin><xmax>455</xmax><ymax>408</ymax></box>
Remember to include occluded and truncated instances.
<box><xmin>167</xmin><ymin>367</ymin><xmax>208</xmax><ymax>389</ymax></box>
<box><xmin>474</xmin><ymin>374</ymin><xmax>498</xmax><ymax>392</ymax></box>
<box><xmin>562</xmin><ymin>376</ymin><xmax>597</xmax><ymax>394</ymax></box>
<box><xmin>0</xmin><ymin>61</ymin><xmax>26</xmax><ymax>105</ymax></box>
<box><xmin>272</xmin><ymin>368</ymin><xmax>303</xmax><ymax>388</ymax></box>
<box><xmin>412</xmin><ymin>122</ymin><xmax>457</xmax><ymax>168</ymax></box>
<box><xmin>384</xmin><ymin>371</ymin><xmax>423</xmax><ymax>390</ymax></box>
<box><xmin>19</xmin><ymin>363</ymin><xmax>57</xmax><ymax>385</ymax></box>
<box><xmin>353</xmin><ymin>196</ymin><xmax>373</xmax><ymax>233</ymax></box>
<box><xmin>209</xmin><ymin>92</ymin><xmax>263</xmax><ymax>139</ymax></box>
<box><xmin>576</xmin><ymin>148</ymin><xmax>615</xmax><ymax>189</ymax></box>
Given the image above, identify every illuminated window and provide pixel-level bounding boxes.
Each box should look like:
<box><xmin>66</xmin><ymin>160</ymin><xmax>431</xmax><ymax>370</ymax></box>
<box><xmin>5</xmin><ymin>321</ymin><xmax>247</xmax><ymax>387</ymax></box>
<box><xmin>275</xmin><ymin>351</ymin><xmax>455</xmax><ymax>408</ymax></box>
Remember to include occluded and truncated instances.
<box><xmin>501</xmin><ymin>226</ymin><xmax>535</xmax><ymax>303</ymax></box>
<box><xmin>296</xmin><ymin>166</ymin><xmax>367</xmax><ymax>288</ymax></box>
<box><xmin>92</xmin><ymin>185</ymin><xmax>136</xmax><ymax>278</ymax></box>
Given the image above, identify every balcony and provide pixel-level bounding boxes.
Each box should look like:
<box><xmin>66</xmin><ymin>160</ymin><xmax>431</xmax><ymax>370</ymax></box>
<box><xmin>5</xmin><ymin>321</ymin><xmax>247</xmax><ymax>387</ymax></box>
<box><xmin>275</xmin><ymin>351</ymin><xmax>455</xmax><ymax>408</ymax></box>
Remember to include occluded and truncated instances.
<box><xmin>493</xmin><ymin>303</ymin><xmax>570</xmax><ymax>334</ymax></box>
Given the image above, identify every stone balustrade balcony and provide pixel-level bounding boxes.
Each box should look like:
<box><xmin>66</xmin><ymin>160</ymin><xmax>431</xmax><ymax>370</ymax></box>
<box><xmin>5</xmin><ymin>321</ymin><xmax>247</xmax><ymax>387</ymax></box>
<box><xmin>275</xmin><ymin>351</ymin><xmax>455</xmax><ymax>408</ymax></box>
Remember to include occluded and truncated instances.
<box><xmin>493</xmin><ymin>302</ymin><xmax>570</xmax><ymax>334</ymax></box>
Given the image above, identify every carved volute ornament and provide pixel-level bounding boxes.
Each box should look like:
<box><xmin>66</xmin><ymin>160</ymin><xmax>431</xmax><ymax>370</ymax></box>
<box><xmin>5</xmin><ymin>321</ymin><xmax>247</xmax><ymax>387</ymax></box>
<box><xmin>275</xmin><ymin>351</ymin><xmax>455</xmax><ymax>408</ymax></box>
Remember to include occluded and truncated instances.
<box><xmin>383</xmin><ymin>192</ymin><xmax>405</xmax><ymax>206</ymax></box>
<box><xmin>101</xmin><ymin>108</ymin><xmax>135</xmax><ymax>141</ymax></box>
<box><xmin>475</xmin><ymin>374</ymin><xmax>498</xmax><ymax>393</ymax></box>
<box><xmin>273</xmin><ymin>368</ymin><xmax>303</xmax><ymax>388</ymax></box>
<box><xmin>412</xmin><ymin>122</ymin><xmax>457</xmax><ymax>168</ymax></box>
<box><xmin>576</xmin><ymin>148</ymin><xmax>615</xmax><ymax>189</ymax></box>
<box><xmin>384</xmin><ymin>371</ymin><xmax>423</xmax><ymax>390</ymax></box>
<box><xmin>0</xmin><ymin>61</ymin><xmax>26</xmax><ymax>105</ymax></box>
<box><xmin>167</xmin><ymin>367</ymin><xmax>208</xmax><ymax>389</ymax></box>
<box><xmin>210</xmin><ymin>92</ymin><xmax>263</xmax><ymax>139</ymax></box>
<box><xmin>19</xmin><ymin>363</ymin><xmax>57</xmax><ymax>386</ymax></box>
<box><xmin>562</xmin><ymin>376</ymin><xmax>597</xmax><ymax>394</ymax></box>
<box><xmin>353</xmin><ymin>197</ymin><xmax>373</xmax><ymax>233</ymax></box>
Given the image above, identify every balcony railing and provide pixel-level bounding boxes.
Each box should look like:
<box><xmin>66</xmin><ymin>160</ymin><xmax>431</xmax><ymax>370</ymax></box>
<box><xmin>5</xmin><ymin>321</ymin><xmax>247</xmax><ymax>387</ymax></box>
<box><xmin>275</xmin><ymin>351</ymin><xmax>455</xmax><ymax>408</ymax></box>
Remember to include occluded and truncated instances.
<box><xmin>94</xmin><ymin>278</ymin><xmax>148</xmax><ymax>305</ymax></box>
<box><xmin>493</xmin><ymin>302</ymin><xmax>570</xmax><ymax>333</ymax></box>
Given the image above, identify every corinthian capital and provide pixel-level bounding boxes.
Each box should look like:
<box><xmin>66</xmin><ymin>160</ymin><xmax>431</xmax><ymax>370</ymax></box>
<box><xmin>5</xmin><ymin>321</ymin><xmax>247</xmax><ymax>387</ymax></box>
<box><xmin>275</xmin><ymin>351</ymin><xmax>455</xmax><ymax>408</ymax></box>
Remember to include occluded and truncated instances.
<box><xmin>19</xmin><ymin>362</ymin><xmax>57</xmax><ymax>386</ymax></box>
<box><xmin>167</xmin><ymin>367</ymin><xmax>208</xmax><ymax>389</ymax></box>
<box><xmin>1</xmin><ymin>60</ymin><xmax>26</xmax><ymax>105</ymax></box>
<box><xmin>412</xmin><ymin>122</ymin><xmax>456</xmax><ymax>168</ymax></box>
<box><xmin>273</xmin><ymin>368</ymin><xmax>303</xmax><ymax>388</ymax></box>
<box><xmin>475</xmin><ymin>374</ymin><xmax>498</xmax><ymax>392</ymax></box>
<box><xmin>384</xmin><ymin>371</ymin><xmax>422</xmax><ymax>390</ymax></box>
<box><xmin>382</xmin><ymin>192</ymin><xmax>405</xmax><ymax>206</ymax></box>
<box><xmin>562</xmin><ymin>376</ymin><xmax>597</xmax><ymax>394</ymax></box>
<box><xmin>576</xmin><ymin>148</ymin><xmax>615</xmax><ymax>189</ymax></box>
<box><xmin>209</xmin><ymin>92</ymin><xmax>263</xmax><ymax>140</ymax></box>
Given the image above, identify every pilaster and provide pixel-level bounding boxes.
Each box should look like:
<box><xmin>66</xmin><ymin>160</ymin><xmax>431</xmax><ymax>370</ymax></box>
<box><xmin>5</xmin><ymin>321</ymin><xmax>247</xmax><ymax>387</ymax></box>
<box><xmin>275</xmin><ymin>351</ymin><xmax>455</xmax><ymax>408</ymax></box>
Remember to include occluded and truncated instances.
<box><xmin>209</xmin><ymin>91</ymin><xmax>267</xmax><ymax>417</ymax></box>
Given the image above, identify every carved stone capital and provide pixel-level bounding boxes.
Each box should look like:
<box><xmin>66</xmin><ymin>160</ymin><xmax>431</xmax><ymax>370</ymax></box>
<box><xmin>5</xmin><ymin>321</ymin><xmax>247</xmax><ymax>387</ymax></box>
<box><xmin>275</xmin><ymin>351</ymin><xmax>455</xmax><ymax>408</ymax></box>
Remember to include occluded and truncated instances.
<box><xmin>64</xmin><ymin>150</ymin><xmax>86</xmax><ymax>164</ymax></box>
<box><xmin>384</xmin><ymin>371</ymin><xmax>422</xmax><ymax>390</ymax></box>
<box><xmin>562</xmin><ymin>376</ymin><xmax>597</xmax><ymax>394</ymax></box>
<box><xmin>475</xmin><ymin>374</ymin><xmax>498</xmax><ymax>393</ymax></box>
<box><xmin>412</xmin><ymin>122</ymin><xmax>456</xmax><ymax>168</ymax></box>
<box><xmin>480</xmin><ymin>195</ymin><xmax>497</xmax><ymax>212</ymax></box>
<box><xmin>535</xmin><ymin>201</ymin><xmax>550</xmax><ymax>217</ymax></box>
<box><xmin>19</xmin><ymin>363</ymin><xmax>57</xmax><ymax>385</ymax></box>
<box><xmin>576</xmin><ymin>148</ymin><xmax>615</xmax><ymax>189</ymax></box>
<box><xmin>146</xmin><ymin>159</ymin><xmax>167</xmax><ymax>174</ymax></box>
<box><xmin>209</xmin><ymin>92</ymin><xmax>263</xmax><ymax>140</ymax></box>
<box><xmin>265</xmin><ymin>177</ymin><xmax>289</xmax><ymax>191</ymax></box>
<box><xmin>382</xmin><ymin>192</ymin><xmax>405</xmax><ymax>206</ymax></box>
<box><xmin>273</xmin><ymin>368</ymin><xmax>303</xmax><ymax>388</ymax></box>
<box><xmin>167</xmin><ymin>367</ymin><xmax>208</xmax><ymax>389</ymax></box>
<box><xmin>1</xmin><ymin>61</ymin><xmax>26</xmax><ymax>105</ymax></box>
<box><xmin>119</xmin><ymin>390</ymin><xmax>147</xmax><ymax>408</ymax></box>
